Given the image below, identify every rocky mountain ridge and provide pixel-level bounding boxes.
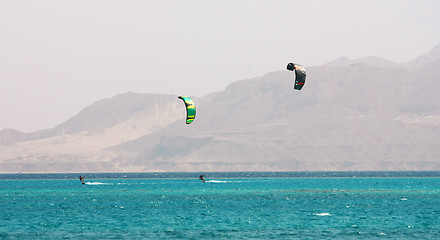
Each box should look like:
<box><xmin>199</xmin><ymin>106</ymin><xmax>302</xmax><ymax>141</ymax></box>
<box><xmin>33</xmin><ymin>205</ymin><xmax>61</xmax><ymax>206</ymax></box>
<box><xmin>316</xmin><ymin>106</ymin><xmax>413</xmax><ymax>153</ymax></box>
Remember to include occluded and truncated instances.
<box><xmin>1</xmin><ymin>45</ymin><xmax>439</xmax><ymax>172</ymax></box>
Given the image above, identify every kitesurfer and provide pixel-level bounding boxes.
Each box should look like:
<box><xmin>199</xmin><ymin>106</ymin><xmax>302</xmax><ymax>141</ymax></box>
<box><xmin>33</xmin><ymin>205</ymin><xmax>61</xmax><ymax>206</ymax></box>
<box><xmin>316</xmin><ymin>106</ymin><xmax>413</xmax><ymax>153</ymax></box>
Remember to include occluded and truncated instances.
<box><xmin>286</xmin><ymin>62</ymin><xmax>306</xmax><ymax>90</ymax></box>
<box><xmin>178</xmin><ymin>96</ymin><xmax>196</xmax><ymax>124</ymax></box>
<box><xmin>199</xmin><ymin>174</ymin><xmax>205</xmax><ymax>183</ymax></box>
<box><xmin>79</xmin><ymin>175</ymin><xmax>85</xmax><ymax>184</ymax></box>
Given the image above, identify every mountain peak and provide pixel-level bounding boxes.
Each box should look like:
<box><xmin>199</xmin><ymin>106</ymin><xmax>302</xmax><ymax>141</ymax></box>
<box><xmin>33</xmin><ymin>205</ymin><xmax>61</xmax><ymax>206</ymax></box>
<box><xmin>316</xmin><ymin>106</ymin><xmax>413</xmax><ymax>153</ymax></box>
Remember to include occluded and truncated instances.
<box><xmin>405</xmin><ymin>43</ymin><xmax>440</xmax><ymax>67</ymax></box>
<box><xmin>323</xmin><ymin>55</ymin><xmax>400</xmax><ymax>68</ymax></box>
<box><xmin>432</xmin><ymin>43</ymin><xmax>440</xmax><ymax>51</ymax></box>
<box><xmin>323</xmin><ymin>56</ymin><xmax>350</xmax><ymax>67</ymax></box>
<box><xmin>0</xmin><ymin>128</ymin><xmax>26</xmax><ymax>145</ymax></box>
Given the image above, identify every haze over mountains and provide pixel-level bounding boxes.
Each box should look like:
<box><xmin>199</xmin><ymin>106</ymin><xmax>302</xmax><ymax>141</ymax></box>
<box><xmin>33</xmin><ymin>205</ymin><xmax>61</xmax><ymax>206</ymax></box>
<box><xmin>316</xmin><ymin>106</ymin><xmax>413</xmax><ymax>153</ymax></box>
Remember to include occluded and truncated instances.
<box><xmin>1</xmin><ymin>45</ymin><xmax>439</xmax><ymax>173</ymax></box>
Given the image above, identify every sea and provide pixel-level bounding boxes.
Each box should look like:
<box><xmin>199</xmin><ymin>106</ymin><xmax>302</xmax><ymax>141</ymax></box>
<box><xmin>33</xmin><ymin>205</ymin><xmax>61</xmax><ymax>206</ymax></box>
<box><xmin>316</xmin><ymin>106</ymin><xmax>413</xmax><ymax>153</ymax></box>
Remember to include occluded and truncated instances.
<box><xmin>1</xmin><ymin>171</ymin><xmax>440</xmax><ymax>239</ymax></box>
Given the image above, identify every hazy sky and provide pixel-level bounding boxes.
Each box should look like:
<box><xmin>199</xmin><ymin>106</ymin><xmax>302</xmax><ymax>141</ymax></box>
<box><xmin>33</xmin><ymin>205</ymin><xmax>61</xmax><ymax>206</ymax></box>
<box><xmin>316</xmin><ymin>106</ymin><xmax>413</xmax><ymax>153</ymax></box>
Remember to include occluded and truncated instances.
<box><xmin>1</xmin><ymin>0</ymin><xmax>440</xmax><ymax>132</ymax></box>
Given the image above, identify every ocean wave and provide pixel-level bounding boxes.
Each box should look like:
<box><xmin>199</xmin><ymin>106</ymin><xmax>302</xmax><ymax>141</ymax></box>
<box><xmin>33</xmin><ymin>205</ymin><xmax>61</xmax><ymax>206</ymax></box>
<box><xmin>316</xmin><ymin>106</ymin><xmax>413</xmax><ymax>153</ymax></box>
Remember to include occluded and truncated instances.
<box><xmin>85</xmin><ymin>182</ymin><xmax>113</xmax><ymax>185</ymax></box>
<box><xmin>206</xmin><ymin>180</ymin><xmax>227</xmax><ymax>183</ymax></box>
<box><xmin>205</xmin><ymin>180</ymin><xmax>242</xmax><ymax>183</ymax></box>
<box><xmin>314</xmin><ymin>213</ymin><xmax>332</xmax><ymax>216</ymax></box>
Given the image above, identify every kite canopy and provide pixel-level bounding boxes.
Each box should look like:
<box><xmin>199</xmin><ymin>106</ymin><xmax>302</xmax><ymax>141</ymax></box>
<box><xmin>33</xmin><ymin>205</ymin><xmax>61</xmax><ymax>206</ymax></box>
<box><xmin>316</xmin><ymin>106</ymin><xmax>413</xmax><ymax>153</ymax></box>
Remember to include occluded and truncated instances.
<box><xmin>287</xmin><ymin>63</ymin><xmax>306</xmax><ymax>90</ymax></box>
<box><xmin>178</xmin><ymin>96</ymin><xmax>196</xmax><ymax>124</ymax></box>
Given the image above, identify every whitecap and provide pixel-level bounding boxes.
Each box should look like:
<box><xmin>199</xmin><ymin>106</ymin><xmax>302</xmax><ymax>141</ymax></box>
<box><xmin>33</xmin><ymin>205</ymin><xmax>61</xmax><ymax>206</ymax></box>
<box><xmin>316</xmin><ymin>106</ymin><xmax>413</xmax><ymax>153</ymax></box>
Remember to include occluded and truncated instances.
<box><xmin>205</xmin><ymin>180</ymin><xmax>241</xmax><ymax>183</ymax></box>
<box><xmin>85</xmin><ymin>182</ymin><xmax>112</xmax><ymax>185</ymax></box>
<box><xmin>206</xmin><ymin>180</ymin><xmax>228</xmax><ymax>183</ymax></box>
<box><xmin>314</xmin><ymin>213</ymin><xmax>332</xmax><ymax>216</ymax></box>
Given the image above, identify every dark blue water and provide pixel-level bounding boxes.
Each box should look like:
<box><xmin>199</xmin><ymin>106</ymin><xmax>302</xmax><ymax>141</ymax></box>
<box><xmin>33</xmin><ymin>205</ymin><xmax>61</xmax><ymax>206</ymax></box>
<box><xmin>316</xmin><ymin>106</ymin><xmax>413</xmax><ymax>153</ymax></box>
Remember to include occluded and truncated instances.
<box><xmin>1</xmin><ymin>172</ymin><xmax>440</xmax><ymax>239</ymax></box>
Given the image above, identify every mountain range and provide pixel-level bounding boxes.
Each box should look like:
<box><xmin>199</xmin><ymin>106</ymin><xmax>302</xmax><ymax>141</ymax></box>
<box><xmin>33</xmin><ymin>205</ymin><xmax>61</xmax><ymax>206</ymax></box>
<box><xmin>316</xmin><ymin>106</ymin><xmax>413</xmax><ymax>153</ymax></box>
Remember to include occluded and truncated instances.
<box><xmin>1</xmin><ymin>44</ymin><xmax>439</xmax><ymax>173</ymax></box>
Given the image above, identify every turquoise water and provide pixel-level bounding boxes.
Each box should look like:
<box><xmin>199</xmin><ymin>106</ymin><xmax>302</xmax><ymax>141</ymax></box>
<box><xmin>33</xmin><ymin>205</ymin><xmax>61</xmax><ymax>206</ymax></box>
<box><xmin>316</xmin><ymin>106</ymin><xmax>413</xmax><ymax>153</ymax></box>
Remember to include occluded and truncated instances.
<box><xmin>1</xmin><ymin>174</ymin><xmax>440</xmax><ymax>239</ymax></box>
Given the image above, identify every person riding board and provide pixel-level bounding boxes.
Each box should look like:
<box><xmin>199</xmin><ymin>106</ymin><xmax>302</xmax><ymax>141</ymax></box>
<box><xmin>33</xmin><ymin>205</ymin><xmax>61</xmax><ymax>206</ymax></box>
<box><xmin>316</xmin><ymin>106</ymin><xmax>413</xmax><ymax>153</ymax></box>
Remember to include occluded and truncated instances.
<box><xmin>79</xmin><ymin>175</ymin><xmax>85</xmax><ymax>184</ymax></box>
<box><xmin>199</xmin><ymin>174</ymin><xmax>205</xmax><ymax>183</ymax></box>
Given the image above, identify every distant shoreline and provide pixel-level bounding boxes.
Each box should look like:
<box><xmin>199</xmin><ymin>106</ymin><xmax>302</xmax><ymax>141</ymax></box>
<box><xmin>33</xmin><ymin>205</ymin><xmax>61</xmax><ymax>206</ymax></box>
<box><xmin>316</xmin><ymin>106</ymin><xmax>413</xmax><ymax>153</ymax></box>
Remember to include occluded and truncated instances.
<box><xmin>1</xmin><ymin>171</ymin><xmax>440</xmax><ymax>180</ymax></box>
